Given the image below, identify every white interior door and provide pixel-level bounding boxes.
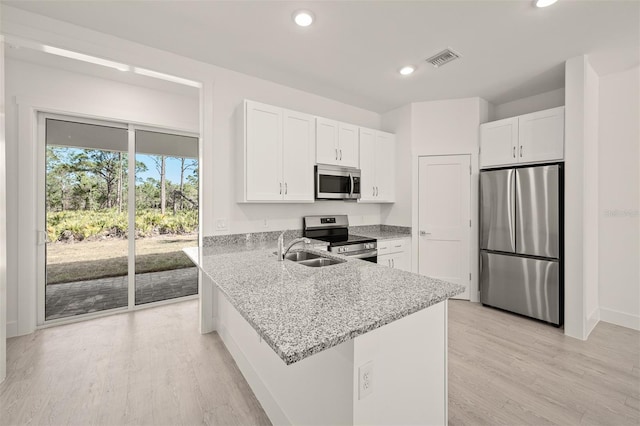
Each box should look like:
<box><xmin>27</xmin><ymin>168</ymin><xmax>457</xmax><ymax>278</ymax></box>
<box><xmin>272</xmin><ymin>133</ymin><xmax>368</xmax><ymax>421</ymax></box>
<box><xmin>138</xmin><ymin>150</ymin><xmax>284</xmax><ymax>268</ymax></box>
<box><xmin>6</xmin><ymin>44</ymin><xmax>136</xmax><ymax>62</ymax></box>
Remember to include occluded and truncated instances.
<box><xmin>418</xmin><ymin>155</ymin><xmax>471</xmax><ymax>300</ymax></box>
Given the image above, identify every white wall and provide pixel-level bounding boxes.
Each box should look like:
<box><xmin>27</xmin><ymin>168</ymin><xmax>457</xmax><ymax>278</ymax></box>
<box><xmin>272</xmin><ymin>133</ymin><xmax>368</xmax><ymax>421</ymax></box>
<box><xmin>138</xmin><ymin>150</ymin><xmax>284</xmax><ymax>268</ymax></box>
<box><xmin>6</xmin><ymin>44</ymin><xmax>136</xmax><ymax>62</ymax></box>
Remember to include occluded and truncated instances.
<box><xmin>210</xmin><ymin>74</ymin><xmax>382</xmax><ymax>235</ymax></box>
<box><xmin>380</xmin><ymin>103</ymin><xmax>412</xmax><ymax>227</ymax></box>
<box><xmin>2</xmin><ymin>6</ymin><xmax>384</xmax><ymax>336</ymax></box>
<box><xmin>564</xmin><ymin>55</ymin><xmax>601</xmax><ymax>340</ymax></box>
<box><xmin>598</xmin><ymin>65</ymin><xmax>640</xmax><ymax>330</ymax></box>
<box><xmin>4</xmin><ymin>58</ymin><xmax>199</xmax><ymax>337</ymax></box>
<box><xmin>380</xmin><ymin>98</ymin><xmax>485</xmax><ymax>300</ymax></box>
<box><xmin>492</xmin><ymin>88</ymin><xmax>565</xmax><ymax>121</ymax></box>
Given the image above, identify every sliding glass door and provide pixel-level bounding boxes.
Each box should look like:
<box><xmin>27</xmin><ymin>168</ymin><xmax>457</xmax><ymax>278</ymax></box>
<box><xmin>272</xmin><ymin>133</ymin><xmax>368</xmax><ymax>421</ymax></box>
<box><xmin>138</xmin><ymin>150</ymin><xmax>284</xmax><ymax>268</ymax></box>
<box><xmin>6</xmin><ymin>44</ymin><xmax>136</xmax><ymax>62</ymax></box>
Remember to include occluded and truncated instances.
<box><xmin>41</xmin><ymin>115</ymin><xmax>198</xmax><ymax>322</ymax></box>
<box><xmin>134</xmin><ymin>130</ymin><xmax>199</xmax><ymax>305</ymax></box>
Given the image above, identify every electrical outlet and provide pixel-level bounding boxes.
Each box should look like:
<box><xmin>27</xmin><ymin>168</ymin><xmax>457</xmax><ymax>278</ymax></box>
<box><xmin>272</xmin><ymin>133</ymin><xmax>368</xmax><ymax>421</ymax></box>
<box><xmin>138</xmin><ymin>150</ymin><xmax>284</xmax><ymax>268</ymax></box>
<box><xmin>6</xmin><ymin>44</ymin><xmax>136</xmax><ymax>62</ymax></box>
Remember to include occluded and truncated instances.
<box><xmin>215</xmin><ymin>218</ymin><xmax>228</xmax><ymax>231</ymax></box>
<box><xmin>358</xmin><ymin>362</ymin><xmax>374</xmax><ymax>400</ymax></box>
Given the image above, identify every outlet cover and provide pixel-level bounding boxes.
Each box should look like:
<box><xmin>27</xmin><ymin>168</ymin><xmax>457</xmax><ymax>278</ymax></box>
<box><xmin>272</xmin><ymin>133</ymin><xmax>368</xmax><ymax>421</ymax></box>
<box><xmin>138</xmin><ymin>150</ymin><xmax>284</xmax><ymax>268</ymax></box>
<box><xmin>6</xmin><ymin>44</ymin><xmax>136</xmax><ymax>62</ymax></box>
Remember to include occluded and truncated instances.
<box><xmin>358</xmin><ymin>361</ymin><xmax>374</xmax><ymax>400</ymax></box>
<box><xmin>215</xmin><ymin>218</ymin><xmax>228</xmax><ymax>231</ymax></box>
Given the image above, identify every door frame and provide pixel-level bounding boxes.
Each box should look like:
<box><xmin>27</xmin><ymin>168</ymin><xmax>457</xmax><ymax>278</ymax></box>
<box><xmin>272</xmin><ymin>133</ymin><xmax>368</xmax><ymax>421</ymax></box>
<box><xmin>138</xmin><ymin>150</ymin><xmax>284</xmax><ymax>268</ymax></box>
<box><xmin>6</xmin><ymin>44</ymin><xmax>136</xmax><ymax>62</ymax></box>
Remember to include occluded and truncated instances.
<box><xmin>36</xmin><ymin>111</ymin><xmax>200</xmax><ymax>327</ymax></box>
<box><xmin>414</xmin><ymin>153</ymin><xmax>478</xmax><ymax>302</ymax></box>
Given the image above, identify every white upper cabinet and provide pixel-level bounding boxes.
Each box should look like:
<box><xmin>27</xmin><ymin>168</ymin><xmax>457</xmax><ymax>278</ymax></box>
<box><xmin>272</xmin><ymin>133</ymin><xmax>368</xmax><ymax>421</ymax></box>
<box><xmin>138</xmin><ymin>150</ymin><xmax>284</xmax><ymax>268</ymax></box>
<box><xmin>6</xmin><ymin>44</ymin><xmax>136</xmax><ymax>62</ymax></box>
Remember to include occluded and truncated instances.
<box><xmin>358</xmin><ymin>128</ymin><xmax>376</xmax><ymax>201</ymax></box>
<box><xmin>375</xmin><ymin>131</ymin><xmax>395</xmax><ymax>202</ymax></box>
<box><xmin>282</xmin><ymin>109</ymin><xmax>315</xmax><ymax>202</ymax></box>
<box><xmin>480</xmin><ymin>106</ymin><xmax>564</xmax><ymax>169</ymax></box>
<box><xmin>359</xmin><ymin>128</ymin><xmax>395</xmax><ymax>203</ymax></box>
<box><xmin>239</xmin><ymin>100</ymin><xmax>314</xmax><ymax>203</ymax></box>
<box><xmin>316</xmin><ymin>118</ymin><xmax>359</xmax><ymax>168</ymax></box>
<box><xmin>479</xmin><ymin>117</ymin><xmax>518</xmax><ymax>168</ymax></box>
<box><xmin>244</xmin><ymin>101</ymin><xmax>283</xmax><ymax>201</ymax></box>
<box><xmin>518</xmin><ymin>107</ymin><xmax>565</xmax><ymax>164</ymax></box>
<box><xmin>315</xmin><ymin>118</ymin><xmax>339</xmax><ymax>166</ymax></box>
<box><xmin>338</xmin><ymin>122</ymin><xmax>359</xmax><ymax>168</ymax></box>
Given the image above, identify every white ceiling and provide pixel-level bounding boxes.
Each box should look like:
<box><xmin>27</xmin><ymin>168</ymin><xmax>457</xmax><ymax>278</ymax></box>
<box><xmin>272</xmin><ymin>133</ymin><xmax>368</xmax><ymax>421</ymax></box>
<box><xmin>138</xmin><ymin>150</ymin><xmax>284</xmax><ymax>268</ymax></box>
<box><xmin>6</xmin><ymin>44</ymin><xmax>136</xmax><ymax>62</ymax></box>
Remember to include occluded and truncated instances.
<box><xmin>3</xmin><ymin>0</ymin><xmax>639</xmax><ymax>113</ymax></box>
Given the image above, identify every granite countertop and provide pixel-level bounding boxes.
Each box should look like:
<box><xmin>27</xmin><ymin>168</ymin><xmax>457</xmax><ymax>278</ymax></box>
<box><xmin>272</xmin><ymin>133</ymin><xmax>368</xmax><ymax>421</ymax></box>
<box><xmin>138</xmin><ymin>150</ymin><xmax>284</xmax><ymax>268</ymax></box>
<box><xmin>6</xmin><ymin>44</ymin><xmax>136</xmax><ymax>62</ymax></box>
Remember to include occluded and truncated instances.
<box><xmin>184</xmin><ymin>243</ymin><xmax>463</xmax><ymax>365</ymax></box>
<box><xmin>349</xmin><ymin>225</ymin><xmax>412</xmax><ymax>241</ymax></box>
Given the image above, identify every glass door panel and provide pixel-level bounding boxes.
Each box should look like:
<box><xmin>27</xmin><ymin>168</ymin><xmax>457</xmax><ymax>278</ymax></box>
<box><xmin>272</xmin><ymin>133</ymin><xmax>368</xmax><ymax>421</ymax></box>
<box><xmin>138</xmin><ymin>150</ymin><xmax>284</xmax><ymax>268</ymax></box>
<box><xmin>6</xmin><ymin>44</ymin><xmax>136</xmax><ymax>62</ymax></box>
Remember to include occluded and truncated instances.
<box><xmin>45</xmin><ymin>119</ymin><xmax>129</xmax><ymax>320</ymax></box>
<box><xmin>134</xmin><ymin>130</ymin><xmax>199</xmax><ymax>305</ymax></box>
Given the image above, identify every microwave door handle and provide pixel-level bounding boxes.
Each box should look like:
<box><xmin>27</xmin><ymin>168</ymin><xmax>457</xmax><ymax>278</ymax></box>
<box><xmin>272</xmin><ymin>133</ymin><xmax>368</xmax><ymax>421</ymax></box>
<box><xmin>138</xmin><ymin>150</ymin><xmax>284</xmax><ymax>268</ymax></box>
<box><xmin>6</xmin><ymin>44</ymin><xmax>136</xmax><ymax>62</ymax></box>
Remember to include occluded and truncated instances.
<box><xmin>348</xmin><ymin>173</ymin><xmax>354</xmax><ymax>198</ymax></box>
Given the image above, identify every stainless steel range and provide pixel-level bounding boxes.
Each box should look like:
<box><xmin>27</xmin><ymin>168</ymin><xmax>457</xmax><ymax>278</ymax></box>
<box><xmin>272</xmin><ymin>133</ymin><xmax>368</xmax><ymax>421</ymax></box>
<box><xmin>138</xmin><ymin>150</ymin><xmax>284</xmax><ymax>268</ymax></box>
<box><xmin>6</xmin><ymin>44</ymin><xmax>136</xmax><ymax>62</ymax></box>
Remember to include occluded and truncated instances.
<box><xmin>303</xmin><ymin>215</ymin><xmax>377</xmax><ymax>262</ymax></box>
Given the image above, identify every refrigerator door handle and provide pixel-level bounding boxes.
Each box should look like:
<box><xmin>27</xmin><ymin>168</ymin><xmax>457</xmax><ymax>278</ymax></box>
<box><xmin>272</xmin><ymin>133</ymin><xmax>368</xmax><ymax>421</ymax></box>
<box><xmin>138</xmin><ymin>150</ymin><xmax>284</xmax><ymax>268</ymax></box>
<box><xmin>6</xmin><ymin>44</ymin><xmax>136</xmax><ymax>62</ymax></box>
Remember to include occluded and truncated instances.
<box><xmin>508</xmin><ymin>169</ymin><xmax>516</xmax><ymax>252</ymax></box>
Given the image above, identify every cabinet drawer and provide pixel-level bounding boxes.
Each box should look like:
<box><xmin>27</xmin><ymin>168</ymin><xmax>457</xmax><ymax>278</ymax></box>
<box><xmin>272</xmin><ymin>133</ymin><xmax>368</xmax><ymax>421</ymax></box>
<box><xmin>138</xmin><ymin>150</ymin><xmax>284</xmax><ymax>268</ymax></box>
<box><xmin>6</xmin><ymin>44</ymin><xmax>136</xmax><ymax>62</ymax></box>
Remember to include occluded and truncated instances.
<box><xmin>377</xmin><ymin>238</ymin><xmax>408</xmax><ymax>255</ymax></box>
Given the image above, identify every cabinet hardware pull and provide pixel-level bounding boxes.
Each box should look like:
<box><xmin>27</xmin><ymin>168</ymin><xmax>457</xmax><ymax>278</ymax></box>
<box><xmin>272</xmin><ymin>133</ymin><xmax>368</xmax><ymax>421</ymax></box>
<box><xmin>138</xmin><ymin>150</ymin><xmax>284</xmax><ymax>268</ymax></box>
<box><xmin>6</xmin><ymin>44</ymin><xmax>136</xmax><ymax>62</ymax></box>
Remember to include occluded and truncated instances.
<box><xmin>279</xmin><ymin>183</ymin><xmax>282</xmax><ymax>195</ymax></box>
<box><xmin>394</xmin><ymin>245</ymin><xmax>402</xmax><ymax>248</ymax></box>
<box><xmin>339</xmin><ymin>149</ymin><xmax>342</xmax><ymax>160</ymax></box>
<box><xmin>285</xmin><ymin>182</ymin><xmax>288</xmax><ymax>195</ymax></box>
<box><xmin>373</xmin><ymin>186</ymin><xmax>376</xmax><ymax>196</ymax></box>
<box><xmin>375</xmin><ymin>186</ymin><xmax>378</xmax><ymax>196</ymax></box>
<box><xmin>392</xmin><ymin>258</ymin><xmax>395</xmax><ymax>268</ymax></box>
<box><xmin>513</xmin><ymin>146</ymin><xmax>516</xmax><ymax>158</ymax></box>
<box><xmin>335</xmin><ymin>148</ymin><xmax>338</xmax><ymax>160</ymax></box>
<box><xmin>520</xmin><ymin>145</ymin><xmax>523</xmax><ymax>157</ymax></box>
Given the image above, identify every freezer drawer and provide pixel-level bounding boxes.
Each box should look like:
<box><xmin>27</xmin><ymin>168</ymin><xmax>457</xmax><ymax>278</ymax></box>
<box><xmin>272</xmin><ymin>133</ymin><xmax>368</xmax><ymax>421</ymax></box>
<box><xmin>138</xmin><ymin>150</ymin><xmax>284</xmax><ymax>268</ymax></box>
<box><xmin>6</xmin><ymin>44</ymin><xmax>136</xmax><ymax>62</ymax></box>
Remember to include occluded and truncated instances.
<box><xmin>515</xmin><ymin>165</ymin><xmax>560</xmax><ymax>258</ymax></box>
<box><xmin>480</xmin><ymin>252</ymin><xmax>560</xmax><ymax>324</ymax></box>
<box><xmin>480</xmin><ymin>169</ymin><xmax>515</xmax><ymax>253</ymax></box>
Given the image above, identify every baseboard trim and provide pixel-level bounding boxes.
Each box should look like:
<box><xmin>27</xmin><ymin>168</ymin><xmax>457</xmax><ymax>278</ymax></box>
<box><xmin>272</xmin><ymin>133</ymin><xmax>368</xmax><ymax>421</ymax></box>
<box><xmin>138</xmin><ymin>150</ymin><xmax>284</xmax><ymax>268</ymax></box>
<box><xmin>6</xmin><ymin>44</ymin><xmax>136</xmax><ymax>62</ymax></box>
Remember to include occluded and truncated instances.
<box><xmin>6</xmin><ymin>321</ymin><xmax>18</xmax><ymax>338</ymax></box>
<box><xmin>600</xmin><ymin>307</ymin><xmax>640</xmax><ymax>331</ymax></box>
<box><xmin>217</xmin><ymin>323</ymin><xmax>291</xmax><ymax>426</ymax></box>
<box><xmin>585</xmin><ymin>307</ymin><xmax>600</xmax><ymax>339</ymax></box>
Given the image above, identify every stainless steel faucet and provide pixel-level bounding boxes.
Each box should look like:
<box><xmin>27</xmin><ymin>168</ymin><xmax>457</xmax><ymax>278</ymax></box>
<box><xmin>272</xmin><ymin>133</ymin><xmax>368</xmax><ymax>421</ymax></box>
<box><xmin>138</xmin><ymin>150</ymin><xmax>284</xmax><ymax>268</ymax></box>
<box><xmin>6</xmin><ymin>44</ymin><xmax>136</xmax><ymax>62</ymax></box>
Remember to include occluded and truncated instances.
<box><xmin>277</xmin><ymin>232</ymin><xmax>311</xmax><ymax>261</ymax></box>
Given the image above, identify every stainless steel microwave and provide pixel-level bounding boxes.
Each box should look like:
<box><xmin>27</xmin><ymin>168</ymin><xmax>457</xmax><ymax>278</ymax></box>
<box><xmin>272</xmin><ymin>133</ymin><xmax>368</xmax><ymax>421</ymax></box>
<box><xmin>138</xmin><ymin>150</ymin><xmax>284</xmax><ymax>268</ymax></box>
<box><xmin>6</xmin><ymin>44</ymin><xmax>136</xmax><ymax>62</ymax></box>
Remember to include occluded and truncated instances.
<box><xmin>315</xmin><ymin>165</ymin><xmax>361</xmax><ymax>200</ymax></box>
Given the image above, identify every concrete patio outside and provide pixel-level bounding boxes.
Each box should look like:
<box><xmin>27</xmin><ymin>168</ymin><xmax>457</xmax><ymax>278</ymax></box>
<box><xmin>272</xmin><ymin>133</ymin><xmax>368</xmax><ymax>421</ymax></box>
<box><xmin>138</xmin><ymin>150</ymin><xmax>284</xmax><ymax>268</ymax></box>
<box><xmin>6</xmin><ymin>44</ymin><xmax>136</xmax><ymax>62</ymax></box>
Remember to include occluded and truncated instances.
<box><xmin>45</xmin><ymin>267</ymin><xmax>198</xmax><ymax>320</ymax></box>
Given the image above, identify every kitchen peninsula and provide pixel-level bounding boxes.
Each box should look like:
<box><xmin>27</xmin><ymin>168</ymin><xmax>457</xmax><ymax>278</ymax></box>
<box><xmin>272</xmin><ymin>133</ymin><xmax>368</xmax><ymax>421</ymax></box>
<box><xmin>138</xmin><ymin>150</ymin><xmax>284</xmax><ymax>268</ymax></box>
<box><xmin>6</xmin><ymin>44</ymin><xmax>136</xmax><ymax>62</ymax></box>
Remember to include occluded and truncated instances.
<box><xmin>184</xmin><ymin>238</ymin><xmax>463</xmax><ymax>425</ymax></box>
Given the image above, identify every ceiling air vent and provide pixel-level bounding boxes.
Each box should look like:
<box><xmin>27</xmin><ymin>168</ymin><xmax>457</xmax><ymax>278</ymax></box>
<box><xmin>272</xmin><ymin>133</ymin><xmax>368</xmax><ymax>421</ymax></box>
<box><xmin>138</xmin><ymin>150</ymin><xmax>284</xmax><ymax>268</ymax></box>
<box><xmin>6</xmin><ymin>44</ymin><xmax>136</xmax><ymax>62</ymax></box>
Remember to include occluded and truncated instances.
<box><xmin>426</xmin><ymin>48</ymin><xmax>460</xmax><ymax>68</ymax></box>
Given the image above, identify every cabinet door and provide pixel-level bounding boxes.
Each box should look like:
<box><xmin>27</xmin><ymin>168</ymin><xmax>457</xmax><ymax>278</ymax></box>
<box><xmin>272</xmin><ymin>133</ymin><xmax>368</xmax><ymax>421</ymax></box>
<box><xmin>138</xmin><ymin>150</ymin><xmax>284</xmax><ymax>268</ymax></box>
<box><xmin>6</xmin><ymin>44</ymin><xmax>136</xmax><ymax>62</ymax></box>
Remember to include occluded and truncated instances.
<box><xmin>377</xmin><ymin>254</ymin><xmax>392</xmax><ymax>268</ymax></box>
<box><xmin>480</xmin><ymin>117</ymin><xmax>518</xmax><ymax>168</ymax></box>
<box><xmin>283</xmin><ymin>109</ymin><xmax>315</xmax><ymax>201</ymax></box>
<box><xmin>245</xmin><ymin>101</ymin><xmax>283</xmax><ymax>201</ymax></box>
<box><xmin>338</xmin><ymin>122</ymin><xmax>359</xmax><ymax>168</ymax></box>
<box><xmin>518</xmin><ymin>107</ymin><xmax>564</xmax><ymax>164</ymax></box>
<box><xmin>395</xmin><ymin>249</ymin><xmax>412</xmax><ymax>272</ymax></box>
<box><xmin>375</xmin><ymin>131</ymin><xmax>395</xmax><ymax>202</ymax></box>
<box><xmin>358</xmin><ymin>128</ymin><xmax>376</xmax><ymax>202</ymax></box>
<box><xmin>316</xmin><ymin>118</ymin><xmax>338</xmax><ymax>165</ymax></box>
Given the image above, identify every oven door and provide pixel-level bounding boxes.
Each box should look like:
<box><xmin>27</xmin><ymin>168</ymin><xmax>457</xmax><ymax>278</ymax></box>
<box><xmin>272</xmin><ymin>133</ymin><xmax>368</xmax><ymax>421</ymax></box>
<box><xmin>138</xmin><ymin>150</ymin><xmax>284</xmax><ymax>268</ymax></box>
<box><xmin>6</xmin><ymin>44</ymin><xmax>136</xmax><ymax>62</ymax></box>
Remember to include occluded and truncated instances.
<box><xmin>315</xmin><ymin>165</ymin><xmax>361</xmax><ymax>200</ymax></box>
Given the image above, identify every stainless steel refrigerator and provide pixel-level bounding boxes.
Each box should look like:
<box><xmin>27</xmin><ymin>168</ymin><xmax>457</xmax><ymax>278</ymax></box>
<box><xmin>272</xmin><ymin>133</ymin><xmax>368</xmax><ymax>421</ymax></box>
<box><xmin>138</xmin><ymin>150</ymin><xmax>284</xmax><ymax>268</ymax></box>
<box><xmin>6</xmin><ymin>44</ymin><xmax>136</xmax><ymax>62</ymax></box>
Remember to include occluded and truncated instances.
<box><xmin>480</xmin><ymin>164</ymin><xmax>563</xmax><ymax>326</ymax></box>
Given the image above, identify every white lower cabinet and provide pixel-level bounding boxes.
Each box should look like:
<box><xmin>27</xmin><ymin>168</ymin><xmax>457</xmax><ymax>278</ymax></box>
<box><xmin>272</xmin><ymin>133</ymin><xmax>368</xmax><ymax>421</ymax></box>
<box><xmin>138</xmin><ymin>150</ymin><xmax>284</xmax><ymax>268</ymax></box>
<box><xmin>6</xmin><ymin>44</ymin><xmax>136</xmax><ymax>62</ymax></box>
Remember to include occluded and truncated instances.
<box><xmin>377</xmin><ymin>238</ymin><xmax>411</xmax><ymax>272</ymax></box>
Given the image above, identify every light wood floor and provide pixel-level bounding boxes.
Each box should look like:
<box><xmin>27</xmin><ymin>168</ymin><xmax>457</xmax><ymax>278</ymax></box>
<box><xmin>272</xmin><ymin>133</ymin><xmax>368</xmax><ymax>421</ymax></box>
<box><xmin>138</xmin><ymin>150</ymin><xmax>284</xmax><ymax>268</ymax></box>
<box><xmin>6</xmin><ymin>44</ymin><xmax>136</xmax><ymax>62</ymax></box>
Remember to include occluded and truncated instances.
<box><xmin>0</xmin><ymin>300</ymin><xmax>271</xmax><ymax>426</ymax></box>
<box><xmin>1</xmin><ymin>300</ymin><xmax>638</xmax><ymax>425</ymax></box>
<box><xmin>448</xmin><ymin>300</ymin><xmax>640</xmax><ymax>426</ymax></box>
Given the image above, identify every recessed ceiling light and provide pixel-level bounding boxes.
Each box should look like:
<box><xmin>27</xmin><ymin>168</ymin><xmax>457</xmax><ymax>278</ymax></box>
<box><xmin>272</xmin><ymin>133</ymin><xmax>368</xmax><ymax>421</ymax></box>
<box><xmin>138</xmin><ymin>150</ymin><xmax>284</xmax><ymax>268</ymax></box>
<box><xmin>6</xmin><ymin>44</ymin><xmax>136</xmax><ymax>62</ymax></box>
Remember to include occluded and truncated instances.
<box><xmin>293</xmin><ymin>10</ymin><xmax>314</xmax><ymax>27</ymax></box>
<box><xmin>399</xmin><ymin>66</ymin><xmax>416</xmax><ymax>76</ymax></box>
<box><xmin>535</xmin><ymin>0</ymin><xmax>558</xmax><ymax>7</ymax></box>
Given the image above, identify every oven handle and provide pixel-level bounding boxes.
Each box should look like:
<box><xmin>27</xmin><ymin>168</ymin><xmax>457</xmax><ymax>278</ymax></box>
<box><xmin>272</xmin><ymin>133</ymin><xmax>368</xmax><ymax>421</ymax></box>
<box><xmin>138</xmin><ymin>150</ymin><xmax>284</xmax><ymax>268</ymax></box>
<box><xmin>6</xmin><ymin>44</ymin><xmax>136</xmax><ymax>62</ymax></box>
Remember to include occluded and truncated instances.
<box><xmin>345</xmin><ymin>250</ymin><xmax>378</xmax><ymax>259</ymax></box>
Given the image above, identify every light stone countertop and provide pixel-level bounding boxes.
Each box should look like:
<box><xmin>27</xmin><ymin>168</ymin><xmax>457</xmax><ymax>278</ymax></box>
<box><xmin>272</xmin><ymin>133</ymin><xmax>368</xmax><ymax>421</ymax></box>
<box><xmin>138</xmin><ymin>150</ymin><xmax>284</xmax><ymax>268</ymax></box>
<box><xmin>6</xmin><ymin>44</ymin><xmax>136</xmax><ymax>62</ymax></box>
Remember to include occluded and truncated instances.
<box><xmin>348</xmin><ymin>225</ymin><xmax>412</xmax><ymax>241</ymax></box>
<box><xmin>352</xmin><ymin>230</ymin><xmax>412</xmax><ymax>241</ymax></box>
<box><xmin>184</xmin><ymin>242</ymin><xmax>463</xmax><ymax>365</ymax></box>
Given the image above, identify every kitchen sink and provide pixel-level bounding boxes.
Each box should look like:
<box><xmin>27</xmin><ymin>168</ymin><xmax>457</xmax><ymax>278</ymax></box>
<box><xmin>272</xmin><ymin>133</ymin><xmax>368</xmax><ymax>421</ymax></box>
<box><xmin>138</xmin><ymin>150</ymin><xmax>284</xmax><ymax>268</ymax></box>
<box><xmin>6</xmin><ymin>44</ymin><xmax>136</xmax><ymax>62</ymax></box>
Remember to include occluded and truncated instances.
<box><xmin>284</xmin><ymin>251</ymin><xmax>322</xmax><ymax>262</ymax></box>
<box><xmin>283</xmin><ymin>250</ymin><xmax>346</xmax><ymax>267</ymax></box>
<box><xmin>297</xmin><ymin>257</ymin><xmax>345</xmax><ymax>267</ymax></box>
